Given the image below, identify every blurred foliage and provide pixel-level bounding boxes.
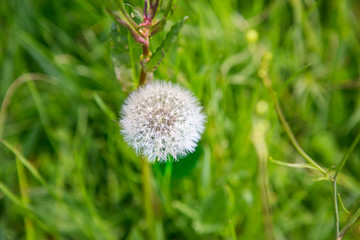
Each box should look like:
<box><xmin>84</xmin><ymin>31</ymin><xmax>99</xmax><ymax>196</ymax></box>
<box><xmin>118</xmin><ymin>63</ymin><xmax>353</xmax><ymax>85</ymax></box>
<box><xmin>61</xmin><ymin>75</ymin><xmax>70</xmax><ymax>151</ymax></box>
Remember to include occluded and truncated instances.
<box><xmin>1</xmin><ymin>0</ymin><xmax>360</xmax><ymax>239</ymax></box>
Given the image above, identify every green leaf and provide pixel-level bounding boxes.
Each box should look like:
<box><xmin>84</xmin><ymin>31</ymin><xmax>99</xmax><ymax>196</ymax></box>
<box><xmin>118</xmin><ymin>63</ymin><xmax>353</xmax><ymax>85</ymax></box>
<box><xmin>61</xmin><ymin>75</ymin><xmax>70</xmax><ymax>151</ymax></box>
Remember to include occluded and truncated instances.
<box><xmin>337</xmin><ymin>193</ymin><xmax>350</xmax><ymax>215</ymax></box>
<box><xmin>172</xmin><ymin>200</ymin><xmax>197</xmax><ymax>219</ymax></box>
<box><xmin>93</xmin><ymin>93</ymin><xmax>117</xmax><ymax>121</ymax></box>
<box><xmin>0</xmin><ymin>181</ymin><xmax>23</xmax><ymax>208</ymax></box>
<box><xmin>0</xmin><ymin>181</ymin><xmax>54</xmax><ymax>235</ymax></box>
<box><xmin>124</xmin><ymin>3</ymin><xmax>142</xmax><ymax>25</ymax></box>
<box><xmin>155</xmin><ymin>144</ymin><xmax>202</xmax><ymax>178</ymax></box>
<box><xmin>143</xmin><ymin>16</ymin><xmax>188</xmax><ymax>72</ymax></box>
<box><xmin>0</xmin><ymin>140</ymin><xmax>47</xmax><ymax>186</ymax></box>
<box><xmin>150</xmin><ymin>18</ymin><xmax>167</xmax><ymax>36</ymax></box>
<box><xmin>172</xmin><ymin>145</ymin><xmax>202</xmax><ymax>178</ymax></box>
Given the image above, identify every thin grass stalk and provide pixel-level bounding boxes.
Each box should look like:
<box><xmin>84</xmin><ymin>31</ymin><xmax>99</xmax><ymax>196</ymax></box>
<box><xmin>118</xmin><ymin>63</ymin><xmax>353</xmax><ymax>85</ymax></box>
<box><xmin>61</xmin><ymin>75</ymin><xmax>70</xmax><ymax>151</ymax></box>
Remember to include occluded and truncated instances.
<box><xmin>0</xmin><ymin>181</ymin><xmax>59</xmax><ymax>238</ymax></box>
<box><xmin>334</xmin><ymin>131</ymin><xmax>360</xmax><ymax>180</ymax></box>
<box><xmin>0</xmin><ymin>140</ymin><xmax>93</xmax><ymax>238</ymax></box>
<box><xmin>332</xmin><ymin>180</ymin><xmax>340</xmax><ymax>238</ymax></box>
<box><xmin>258</xmin><ymin>59</ymin><xmax>328</xmax><ymax>177</ymax></box>
<box><xmin>0</xmin><ymin>73</ymin><xmax>55</xmax><ymax>139</ymax></box>
<box><xmin>270</xmin><ymin>93</ymin><xmax>328</xmax><ymax>176</ymax></box>
<box><xmin>332</xmin><ymin>131</ymin><xmax>360</xmax><ymax>239</ymax></box>
<box><xmin>16</xmin><ymin>158</ymin><xmax>36</xmax><ymax>240</ymax></box>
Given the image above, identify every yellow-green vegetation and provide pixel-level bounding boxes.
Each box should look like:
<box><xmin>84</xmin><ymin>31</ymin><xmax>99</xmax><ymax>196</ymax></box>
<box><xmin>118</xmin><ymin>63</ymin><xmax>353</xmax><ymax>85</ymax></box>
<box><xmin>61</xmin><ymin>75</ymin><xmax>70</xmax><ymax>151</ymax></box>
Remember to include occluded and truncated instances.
<box><xmin>1</xmin><ymin>0</ymin><xmax>360</xmax><ymax>239</ymax></box>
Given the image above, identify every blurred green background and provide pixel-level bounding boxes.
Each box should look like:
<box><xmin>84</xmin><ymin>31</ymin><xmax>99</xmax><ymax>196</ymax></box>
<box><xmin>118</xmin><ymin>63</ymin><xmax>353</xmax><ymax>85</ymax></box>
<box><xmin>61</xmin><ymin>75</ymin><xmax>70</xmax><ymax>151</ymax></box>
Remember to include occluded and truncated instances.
<box><xmin>1</xmin><ymin>0</ymin><xmax>360</xmax><ymax>239</ymax></box>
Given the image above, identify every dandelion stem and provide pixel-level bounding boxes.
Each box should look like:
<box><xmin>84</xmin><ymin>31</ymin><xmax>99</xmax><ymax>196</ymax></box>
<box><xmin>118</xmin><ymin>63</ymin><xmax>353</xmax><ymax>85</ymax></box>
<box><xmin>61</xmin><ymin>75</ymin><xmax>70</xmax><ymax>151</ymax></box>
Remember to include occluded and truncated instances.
<box><xmin>139</xmin><ymin>69</ymin><xmax>147</xmax><ymax>86</ymax></box>
<box><xmin>139</xmin><ymin>4</ymin><xmax>155</xmax><ymax>235</ymax></box>
<box><xmin>138</xmin><ymin>2</ymin><xmax>152</xmax><ymax>86</ymax></box>
<box><xmin>141</xmin><ymin>158</ymin><xmax>155</xmax><ymax>240</ymax></box>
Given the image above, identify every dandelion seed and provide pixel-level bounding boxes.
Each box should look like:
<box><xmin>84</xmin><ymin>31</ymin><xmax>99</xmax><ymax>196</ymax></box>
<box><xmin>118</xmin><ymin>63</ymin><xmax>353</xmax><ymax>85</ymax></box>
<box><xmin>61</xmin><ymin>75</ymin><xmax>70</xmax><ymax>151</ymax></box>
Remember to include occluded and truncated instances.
<box><xmin>120</xmin><ymin>81</ymin><xmax>206</xmax><ymax>162</ymax></box>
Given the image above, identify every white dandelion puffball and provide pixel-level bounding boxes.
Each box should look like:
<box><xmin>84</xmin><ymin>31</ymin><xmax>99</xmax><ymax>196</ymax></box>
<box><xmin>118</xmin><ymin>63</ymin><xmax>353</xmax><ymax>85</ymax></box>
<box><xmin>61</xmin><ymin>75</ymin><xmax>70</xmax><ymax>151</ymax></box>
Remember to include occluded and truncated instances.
<box><xmin>120</xmin><ymin>81</ymin><xmax>206</xmax><ymax>162</ymax></box>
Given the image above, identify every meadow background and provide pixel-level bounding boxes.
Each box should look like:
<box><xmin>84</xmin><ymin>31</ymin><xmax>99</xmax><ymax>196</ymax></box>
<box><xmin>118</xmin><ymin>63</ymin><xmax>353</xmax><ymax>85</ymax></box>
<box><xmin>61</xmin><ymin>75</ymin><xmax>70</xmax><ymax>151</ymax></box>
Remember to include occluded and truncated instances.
<box><xmin>1</xmin><ymin>0</ymin><xmax>360</xmax><ymax>239</ymax></box>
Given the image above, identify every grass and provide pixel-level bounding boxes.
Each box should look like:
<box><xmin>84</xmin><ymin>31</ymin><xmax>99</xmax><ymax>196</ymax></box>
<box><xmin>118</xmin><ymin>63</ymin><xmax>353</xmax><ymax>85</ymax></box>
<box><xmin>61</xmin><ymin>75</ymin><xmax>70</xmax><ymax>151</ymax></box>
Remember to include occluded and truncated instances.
<box><xmin>1</xmin><ymin>0</ymin><xmax>360</xmax><ymax>239</ymax></box>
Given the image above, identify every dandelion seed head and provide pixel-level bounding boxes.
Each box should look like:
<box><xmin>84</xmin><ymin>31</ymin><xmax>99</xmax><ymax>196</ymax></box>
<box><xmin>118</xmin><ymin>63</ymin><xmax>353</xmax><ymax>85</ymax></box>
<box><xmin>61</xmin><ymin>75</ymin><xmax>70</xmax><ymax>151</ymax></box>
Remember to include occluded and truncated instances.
<box><xmin>120</xmin><ymin>81</ymin><xmax>206</xmax><ymax>162</ymax></box>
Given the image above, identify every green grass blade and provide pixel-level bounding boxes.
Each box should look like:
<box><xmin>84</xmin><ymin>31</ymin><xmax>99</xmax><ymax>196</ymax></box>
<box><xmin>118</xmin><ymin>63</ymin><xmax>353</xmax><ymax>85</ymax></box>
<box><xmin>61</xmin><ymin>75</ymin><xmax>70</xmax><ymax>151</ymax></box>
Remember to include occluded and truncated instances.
<box><xmin>0</xmin><ymin>181</ymin><xmax>58</xmax><ymax>237</ymax></box>
<box><xmin>0</xmin><ymin>140</ymin><xmax>46</xmax><ymax>186</ymax></box>
<box><xmin>93</xmin><ymin>93</ymin><xmax>117</xmax><ymax>120</ymax></box>
<box><xmin>0</xmin><ymin>181</ymin><xmax>24</xmax><ymax>208</ymax></box>
<box><xmin>16</xmin><ymin>159</ymin><xmax>36</xmax><ymax>240</ymax></box>
<box><xmin>334</xmin><ymin>131</ymin><xmax>360</xmax><ymax>180</ymax></box>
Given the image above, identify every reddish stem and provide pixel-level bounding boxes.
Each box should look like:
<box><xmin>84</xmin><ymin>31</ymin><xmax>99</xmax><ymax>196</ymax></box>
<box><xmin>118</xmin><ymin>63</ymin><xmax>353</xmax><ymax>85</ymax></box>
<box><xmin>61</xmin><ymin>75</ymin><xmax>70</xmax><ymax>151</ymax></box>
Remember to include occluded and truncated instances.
<box><xmin>139</xmin><ymin>69</ymin><xmax>147</xmax><ymax>86</ymax></box>
<box><xmin>138</xmin><ymin>0</ymin><xmax>155</xmax><ymax>86</ymax></box>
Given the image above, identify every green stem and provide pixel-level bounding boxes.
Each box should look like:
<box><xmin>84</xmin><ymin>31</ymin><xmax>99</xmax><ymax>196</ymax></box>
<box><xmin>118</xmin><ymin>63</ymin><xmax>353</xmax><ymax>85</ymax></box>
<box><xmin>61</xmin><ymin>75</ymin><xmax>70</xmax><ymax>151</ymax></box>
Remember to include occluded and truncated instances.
<box><xmin>332</xmin><ymin>180</ymin><xmax>339</xmax><ymax>239</ymax></box>
<box><xmin>268</xmin><ymin>86</ymin><xmax>328</xmax><ymax>177</ymax></box>
<box><xmin>141</xmin><ymin>159</ymin><xmax>155</xmax><ymax>240</ymax></box>
<box><xmin>258</xmin><ymin>54</ymin><xmax>328</xmax><ymax>177</ymax></box>
<box><xmin>163</xmin><ymin>161</ymin><xmax>173</xmax><ymax>212</ymax></box>
<box><xmin>137</xmin><ymin>3</ymin><xmax>157</xmax><ymax>238</ymax></box>
<box><xmin>139</xmin><ymin>69</ymin><xmax>155</xmax><ymax>238</ymax></box>
<box><xmin>228</xmin><ymin>220</ymin><xmax>237</xmax><ymax>240</ymax></box>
